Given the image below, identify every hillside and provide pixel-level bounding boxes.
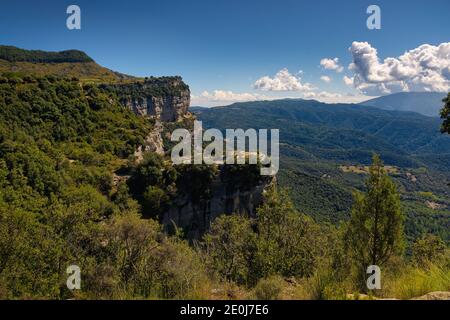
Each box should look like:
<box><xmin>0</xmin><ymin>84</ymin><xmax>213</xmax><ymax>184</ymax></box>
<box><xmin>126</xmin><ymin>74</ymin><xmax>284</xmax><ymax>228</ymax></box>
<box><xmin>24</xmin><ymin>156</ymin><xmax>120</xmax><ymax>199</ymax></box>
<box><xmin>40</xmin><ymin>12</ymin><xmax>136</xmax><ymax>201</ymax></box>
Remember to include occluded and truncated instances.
<box><xmin>0</xmin><ymin>45</ymin><xmax>134</xmax><ymax>82</ymax></box>
<box><xmin>0</xmin><ymin>69</ymin><xmax>273</xmax><ymax>299</ymax></box>
<box><xmin>360</xmin><ymin>92</ymin><xmax>447</xmax><ymax>117</ymax></box>
<box><xmin>194</xmin><ymin>99</ymin><xmax>450</xmax><ymax>242</ymax></box>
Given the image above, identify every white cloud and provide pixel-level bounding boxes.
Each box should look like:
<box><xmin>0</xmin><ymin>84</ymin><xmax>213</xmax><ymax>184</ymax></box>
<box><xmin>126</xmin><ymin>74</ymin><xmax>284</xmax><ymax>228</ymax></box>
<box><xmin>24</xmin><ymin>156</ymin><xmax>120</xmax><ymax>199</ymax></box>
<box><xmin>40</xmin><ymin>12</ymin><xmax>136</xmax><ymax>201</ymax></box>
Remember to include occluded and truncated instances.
<box><xmin>320</xmin><ymin>58</ymin><xmax>344</xmax><ymax>73</ymax></box>
<box><xmin>320</xmin><ymin>75</ymin><xmax>332</xmax><ymax>83</ymax></box>
<box><xmin>302</xmin><ymin>91</ymin><xmax>369</xmax><ymax>104</ymax></box>
<box><xmin>191</xmin><ymin>90</ymin><xmax>273</xmax><ymax>107</ymax></box>
<box><xmin>253</xmin><ymin>68</ymin><xmax>315</xmax><ymax>91</ymax></box>
<box><xmin>348</xmin><ymin>41</ymin><xmax>450</xmax><ymax>95</ymax></box>
<box><xmin>191</xmin><ymin>89</ymin><xmax>369</xmax><ymax>106</ymax></box>
<box><xmin>343</xmin><ymin>75</ymin><xmax>354</xmax><ymax>86</ymax></box>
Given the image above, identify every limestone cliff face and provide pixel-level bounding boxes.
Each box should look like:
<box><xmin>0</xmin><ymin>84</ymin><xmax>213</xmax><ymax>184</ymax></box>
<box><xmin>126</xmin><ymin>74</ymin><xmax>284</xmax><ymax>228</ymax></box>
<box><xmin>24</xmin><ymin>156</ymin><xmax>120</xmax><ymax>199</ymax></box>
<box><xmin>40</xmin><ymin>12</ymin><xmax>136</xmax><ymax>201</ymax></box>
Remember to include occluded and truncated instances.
<box><xmin>104</xmin><ymin>76</ymin><xmax>190</xmax><ymax>122</ymax></box>
<box><xmin>162</xmin><ymin>172</ymin><xmax>275</xmax><ymax>239</ymax></box>
<box><xmin>111</xmin><ymin>77</ymin><xmax>273</xmax><ymax>239</ymax></box>
<box><xmin>123</xmin><ymin>93</ymin><xmax>190</xmax><ymax>121</ymax></box>
<box><xmin>105</xmin><ymin>76</ymin><xmax>190</xmax><ymax>158</ymax></box>
<box><xmin>133</xmin><ymin>120</ymin><xmax>165</xmax><ymax>161</ymax></box>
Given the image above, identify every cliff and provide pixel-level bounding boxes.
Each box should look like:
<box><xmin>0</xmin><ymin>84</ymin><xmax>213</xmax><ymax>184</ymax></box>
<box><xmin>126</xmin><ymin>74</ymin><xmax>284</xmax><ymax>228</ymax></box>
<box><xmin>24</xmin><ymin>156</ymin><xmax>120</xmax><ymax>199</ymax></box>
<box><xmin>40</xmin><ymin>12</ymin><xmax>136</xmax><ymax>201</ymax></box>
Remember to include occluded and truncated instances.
<box><xmin>102</xmin><ymin>76</ymin><xmax>190</xmax><ymax>122</ymax></box>
<box><xmin>103</xmin><ymin>76</ymin><xmax>191</xmax><ymax>159</ymax></box>
<box><xmin>163</xmin><ymin>171</ymin><xmax>274</xmax><ymax>239</ymax></box>
<box><xmin>108</xmin><ymin>76</ymin><xmax>274</xmax><ymax>239</ymax></box>
<box><xmin>103</xmin><ymin>75</ymin><xmax>271</xmax><ymax>239</ymax></box>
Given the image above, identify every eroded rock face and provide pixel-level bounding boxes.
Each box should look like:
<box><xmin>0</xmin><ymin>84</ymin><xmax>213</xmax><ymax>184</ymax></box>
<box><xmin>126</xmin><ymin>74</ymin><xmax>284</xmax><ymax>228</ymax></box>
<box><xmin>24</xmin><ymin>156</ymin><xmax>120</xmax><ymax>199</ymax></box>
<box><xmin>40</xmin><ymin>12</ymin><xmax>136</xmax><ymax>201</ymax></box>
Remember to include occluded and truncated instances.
<box><xmin>133</xmin><ymin>120</ymin><xmax>165</xmax><ymax>162</ymax></box>
<box><xmin>123</xmin><ymin>93</ymin><xmax>190</xmax><ymax>122</ymax></box>
<box><xmin>109</xmin><ymin>77</ymin><xmax>274</xmax><ymax>239</ymax></box>
<box><xmin>162</xmin><ymin>174</ymin><xmax>275</xmax><ymax>239</ymax></box>
<box><xmin>105</xmin><ymin>76</ymin><xmax>190</xmax><ymax>122</ymax></box>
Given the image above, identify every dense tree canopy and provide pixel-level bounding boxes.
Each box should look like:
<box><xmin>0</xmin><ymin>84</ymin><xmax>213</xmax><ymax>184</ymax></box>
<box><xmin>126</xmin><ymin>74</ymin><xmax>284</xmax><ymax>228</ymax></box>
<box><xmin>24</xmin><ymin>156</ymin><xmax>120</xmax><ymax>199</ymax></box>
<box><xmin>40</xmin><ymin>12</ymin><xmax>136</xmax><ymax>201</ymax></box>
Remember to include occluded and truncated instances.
<box><xmin>440</xmin><ymin>93</ymin><xmax>450</xmax><ymax>134</ymax></box>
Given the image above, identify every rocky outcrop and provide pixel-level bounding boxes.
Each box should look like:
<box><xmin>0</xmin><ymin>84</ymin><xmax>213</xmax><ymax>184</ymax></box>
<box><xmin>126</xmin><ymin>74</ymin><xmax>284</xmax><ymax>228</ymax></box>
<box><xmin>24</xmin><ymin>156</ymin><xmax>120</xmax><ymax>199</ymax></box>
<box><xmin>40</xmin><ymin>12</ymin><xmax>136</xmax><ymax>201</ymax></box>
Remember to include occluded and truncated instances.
<box><xmin>123</xmin><ymin>93</ymin><xmax>190</xmax><ymax>122</ymax></box>
<box><xmin>162</xmin><ymin>173</ymin><xmax>274</xmax><ymax>239</ymax></box>
<box><xmin>103</xmin><ymin>76</ymin><xmax>190</xmax><ymax>122</ymax></box>
<box><xmin>109</xmin><ymin>76</ymin><xmax>274</xmax><ymax>239</ymax></box>
<box><xmin>134</xmin><ymin>120</ymin><xmax>165</xmax><ymax>162</ymax></box>
<box><xmin>105</xmin><ymin>76</ymin><xmax>190</xmax><ymax>161</ymax></box>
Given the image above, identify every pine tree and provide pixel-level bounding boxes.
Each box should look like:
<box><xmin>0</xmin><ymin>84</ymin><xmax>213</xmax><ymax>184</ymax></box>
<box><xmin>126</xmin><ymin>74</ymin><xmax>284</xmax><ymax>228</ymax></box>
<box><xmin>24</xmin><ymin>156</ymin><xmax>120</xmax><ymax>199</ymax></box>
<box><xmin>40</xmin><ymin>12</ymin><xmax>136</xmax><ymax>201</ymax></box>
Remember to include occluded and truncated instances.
<box><xmin>440</xmin><ymin>93</ymin><xmax>450</xmax><ymax>134</ymax></box>
<box><xmin>344</xmin><ymin>154</ymin><xmax>405</xmax><ymax>289</ymax></box>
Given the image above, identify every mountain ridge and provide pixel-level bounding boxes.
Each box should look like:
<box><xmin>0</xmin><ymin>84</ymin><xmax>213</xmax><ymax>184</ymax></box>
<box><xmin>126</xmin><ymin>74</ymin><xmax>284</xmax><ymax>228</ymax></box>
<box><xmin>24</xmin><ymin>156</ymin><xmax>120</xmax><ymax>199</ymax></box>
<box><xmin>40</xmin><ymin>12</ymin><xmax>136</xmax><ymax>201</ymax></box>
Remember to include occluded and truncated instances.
<box><xmin>0</xmin><ymin>45</ymin><xmax>136</xmax><ymax>82</ymax></box>
<box><xmin>360</xmin><ymin>92</ymin><xmax>446</xmax><ymax>117</ymax></box>
<box><xmin>193</xmin><ymin>98</ymin><xmax>450</xmax><ymax>240</ymax></box>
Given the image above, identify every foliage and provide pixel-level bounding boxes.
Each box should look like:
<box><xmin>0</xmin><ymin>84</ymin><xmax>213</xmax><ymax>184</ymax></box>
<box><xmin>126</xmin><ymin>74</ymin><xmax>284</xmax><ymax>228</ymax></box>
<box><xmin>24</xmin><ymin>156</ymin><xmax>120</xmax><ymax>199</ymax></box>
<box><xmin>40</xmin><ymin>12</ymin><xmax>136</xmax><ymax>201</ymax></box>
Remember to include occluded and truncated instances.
<box><xmin>0</xmin><ymin>61</ymin><xmax>448</xmax><ymax>299</ymax></box>
<box><xmin>203</xmin><ymin>186</ymin><xmax>323</xmax><ymax>287</ymax></box>
<box><xmin>344</xmin><ymin>154</ymin><xmax>405</xmax><ymax>290</ymax></box>
<box><xmin>253</xmin><ymin>276</ymin><xmax>284</xmax><ymax>300</ymax></box>
<box><xmin>203</xmin><ymin>215</ymin><xmax>256</xmax><ymax>286</ymax></box>
<box><xmin>412</xmin><ymin>234</ymin><xmax>447</xmax><ymax>268</ymax></box>
<box><xmin>381</xmin><ymin>263</ymin><xmax>450</xmax><ymax>300</ymax></box>
<box><xmin>0</xmin><ymin>45</ymin><xmax>94</xmax><ymax>63</ymax></box>
<box><xmin>253</xmin><ymin>186</ymin><xmax>318</xmax><ymax>281</ymax></box>
<box><xmin>195</xmin><ymin>99</ymin><xmax>450</xmax><ymax>243</ymax></box>
<box><xmin>441</xmin><ymin>92</ymin><xmax>450</xmax><ymax>134</ymax></box>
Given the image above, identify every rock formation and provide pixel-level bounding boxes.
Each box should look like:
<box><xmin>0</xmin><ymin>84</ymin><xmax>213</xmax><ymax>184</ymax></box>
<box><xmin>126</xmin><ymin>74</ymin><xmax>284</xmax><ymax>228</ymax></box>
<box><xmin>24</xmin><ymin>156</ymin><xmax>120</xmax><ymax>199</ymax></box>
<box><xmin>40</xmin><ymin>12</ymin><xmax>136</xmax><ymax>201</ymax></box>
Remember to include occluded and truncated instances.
<box><xmin>112</xmin><ymin>76</ymin><xmax>274</xmax><ymax>238</ymax></box>
<box><xmin>103</xmin><ymin>76</ymin><xmax>190</xmax><ymax>122</ymax></box>
<box><xmin>162</xmin><ymin>174</ymin><xmax>274</xmax><ymax>239</ymax></box>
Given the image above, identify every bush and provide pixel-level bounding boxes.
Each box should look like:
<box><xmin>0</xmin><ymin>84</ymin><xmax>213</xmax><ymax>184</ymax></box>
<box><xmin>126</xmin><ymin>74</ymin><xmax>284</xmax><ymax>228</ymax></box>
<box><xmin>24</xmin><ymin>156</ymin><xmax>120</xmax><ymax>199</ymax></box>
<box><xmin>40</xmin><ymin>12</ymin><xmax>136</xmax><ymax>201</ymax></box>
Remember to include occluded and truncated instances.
<box><xmin>412</xmin><ymin>234</ymin><xmax>447</xmax><ymax>268</ymax></box>
<box><xmin>382</xmin><ymin>264</ymin><xmax>450</xmax><ymax>299</ymax></box>
<box><xmin>203</xmin><ymin>215</ymin><xmax>256</xmax><ymax>286</ymax></box>
<box><xmin>253</xmin><ymin>276</ymin><xmax>284</xmax><ymax>300</ymax></box>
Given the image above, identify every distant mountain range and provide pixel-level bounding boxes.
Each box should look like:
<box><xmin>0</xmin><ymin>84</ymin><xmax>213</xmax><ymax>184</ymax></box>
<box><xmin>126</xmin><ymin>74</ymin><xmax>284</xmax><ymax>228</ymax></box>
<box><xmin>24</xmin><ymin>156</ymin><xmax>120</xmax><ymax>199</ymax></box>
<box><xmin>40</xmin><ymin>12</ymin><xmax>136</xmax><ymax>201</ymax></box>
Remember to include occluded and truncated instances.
<box><xmin>194</xmin><ymin>99</ymin><xmax>450</xmax><ymax>168</ymax></box>
<box><xmin>360</xmin><ymin>92</ymin><xmax>447</xmax><ymax>117</ymax></box>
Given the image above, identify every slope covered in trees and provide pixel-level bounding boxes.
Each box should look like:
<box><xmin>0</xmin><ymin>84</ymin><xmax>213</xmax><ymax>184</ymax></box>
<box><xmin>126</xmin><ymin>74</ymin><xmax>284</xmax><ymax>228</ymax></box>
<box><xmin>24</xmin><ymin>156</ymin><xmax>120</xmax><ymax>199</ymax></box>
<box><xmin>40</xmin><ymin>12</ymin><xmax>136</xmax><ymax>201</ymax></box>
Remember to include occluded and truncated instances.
<box><xmin>0</xmin><ymin>45</ymin><xmax>94</xmax><ymax>63</ymax></box>
<box><xmin>0</xmin><ymin>45</ymin><xmax>133</xmax><ymax>82</ymax></box>
<box><xmin>194</xmin><ymin>99</ymin><xmax>450</xmax><ymax>242</ymax></box>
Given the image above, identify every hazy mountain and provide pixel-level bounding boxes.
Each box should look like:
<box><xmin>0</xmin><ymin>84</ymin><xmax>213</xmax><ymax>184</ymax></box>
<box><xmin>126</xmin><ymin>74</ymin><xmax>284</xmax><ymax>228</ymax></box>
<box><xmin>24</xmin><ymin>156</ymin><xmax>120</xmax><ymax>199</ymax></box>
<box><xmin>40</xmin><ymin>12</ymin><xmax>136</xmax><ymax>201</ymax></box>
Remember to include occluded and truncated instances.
<box><xmin>194</xmin><ymin>99</ymin><xmax>450</xmax><ymax>167</ymax></box>
<box><xmin>360</xmin><ymin>92</ymin><xmax>446</xmax><ymax>117</ymax></box>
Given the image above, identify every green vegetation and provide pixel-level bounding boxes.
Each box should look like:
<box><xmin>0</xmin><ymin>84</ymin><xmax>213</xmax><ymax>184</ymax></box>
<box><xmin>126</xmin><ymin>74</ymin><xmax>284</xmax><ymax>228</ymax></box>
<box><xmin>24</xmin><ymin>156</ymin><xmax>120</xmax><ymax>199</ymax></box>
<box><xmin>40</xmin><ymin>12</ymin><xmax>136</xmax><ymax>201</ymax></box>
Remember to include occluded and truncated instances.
<box><xmin>101</xmin><ymin>76</ymin><xmax>190</xmax><ymax>100</ymax></box>
<box><xmin>441</xmin><ymin>92</ymin><xmax>450</xmax><ymax>134</ymax></box>
<box><xmin>0</xmin><ymin>49</ymin><xmax>448</xmax><ymax>299</ymax></box>
<box><xmin>344</xmin><ymin>155</ymin><xmax>405</xmax><ymax>291</ymax></box>
<box><xmin>0</xmin><ymin>45</ymin><xmax>94</xmax><ymax>63</ymax></box>
<box><xmin>0</xmin><ymin>73</ymin><xmax>210</xmax><ymax>298</ymax></box>
<box><xmin>202</xmin><ymin>172</ymin><xmax>449</xmax><ymax>300</ymax></box>
<box><xmin>0</xmin><ymin>46</ymin><xmax>135</xmax><ymax>82</ymax></box>
<box><xmin>195</xmin><ymin>99</ymin><xmax>450</xmax><ymax>243</ymax></box>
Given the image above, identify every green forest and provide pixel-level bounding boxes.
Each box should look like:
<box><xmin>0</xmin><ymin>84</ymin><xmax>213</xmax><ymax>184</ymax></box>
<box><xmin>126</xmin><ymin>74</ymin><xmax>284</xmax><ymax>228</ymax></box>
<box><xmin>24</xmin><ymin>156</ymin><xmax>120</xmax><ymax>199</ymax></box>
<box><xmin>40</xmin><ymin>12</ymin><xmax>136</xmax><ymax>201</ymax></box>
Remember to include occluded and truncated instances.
<box><xmin>194</xmin><ymin>99</ymin><xmax>450</xmax><ymax>244</ymax></box>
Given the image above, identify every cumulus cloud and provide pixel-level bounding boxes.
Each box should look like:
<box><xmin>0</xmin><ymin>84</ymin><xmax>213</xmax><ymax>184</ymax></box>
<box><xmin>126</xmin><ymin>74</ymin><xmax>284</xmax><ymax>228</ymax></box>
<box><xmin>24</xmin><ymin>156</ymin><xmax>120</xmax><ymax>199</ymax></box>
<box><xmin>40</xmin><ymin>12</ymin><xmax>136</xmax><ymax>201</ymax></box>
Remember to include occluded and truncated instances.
<box><xmin>303</xmin><ymin>91</ymin><xmax>369</xmax><ymax>104</ymax></box>
<box><xmin>253</xmin><ymin>68</ymin><xmax>315</xmax><ymax>91</ymax></box>
<box><xmin>343</xmin><ymin>75</ymin><xmax>354</xmax><ymax>86</ymax></box>
<box><xmin>348</xmin><ymin>41</ymin><xmax>450</xmax><ymax>95</ymax></box>
<box><xmin>320</xmin><ymin>75</ymin><xmax>332</xmax><ymax>83</ymax></box>
<box><xmin>191</xmin><ymin>90</ymin><xmax>273</xmax><ymax>107</ymax></box>
<box><xmin>320</xmin><ymin>58</ymin><xmax>344</xmax><ymax>73</ymax></box>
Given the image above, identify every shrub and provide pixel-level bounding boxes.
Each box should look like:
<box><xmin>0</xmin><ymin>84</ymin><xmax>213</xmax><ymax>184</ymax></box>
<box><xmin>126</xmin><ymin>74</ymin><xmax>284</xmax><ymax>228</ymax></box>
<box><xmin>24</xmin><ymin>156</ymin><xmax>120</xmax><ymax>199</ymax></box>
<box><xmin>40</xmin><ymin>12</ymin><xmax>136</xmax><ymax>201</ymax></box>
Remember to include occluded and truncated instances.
<box><xmin>253</xmin><ymin>276</ymin><xmax>284</xmax><ymax>300</ymax></box>
<box><xmin>382</xmin><ymin>264</ymin><xmax>450</xmax><ymax>299</ymax></box>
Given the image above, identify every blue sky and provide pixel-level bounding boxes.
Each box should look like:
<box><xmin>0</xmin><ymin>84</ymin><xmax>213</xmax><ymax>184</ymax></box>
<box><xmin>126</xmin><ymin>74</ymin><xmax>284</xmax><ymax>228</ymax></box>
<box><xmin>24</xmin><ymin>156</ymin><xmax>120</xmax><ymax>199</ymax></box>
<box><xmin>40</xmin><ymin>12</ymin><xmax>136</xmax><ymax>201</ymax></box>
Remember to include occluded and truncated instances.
<box><xmin>1</xmin><ymin>0</ymin><xmax>449</xmax><ymax>106</ymax></box>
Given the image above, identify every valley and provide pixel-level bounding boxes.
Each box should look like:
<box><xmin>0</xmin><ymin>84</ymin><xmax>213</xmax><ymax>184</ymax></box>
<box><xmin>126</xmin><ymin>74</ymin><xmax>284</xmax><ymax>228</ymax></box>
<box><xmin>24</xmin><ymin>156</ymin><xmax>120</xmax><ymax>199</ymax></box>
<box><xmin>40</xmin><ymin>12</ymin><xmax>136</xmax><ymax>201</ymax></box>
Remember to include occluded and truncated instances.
<box><xmin>193</xmin><ymin>99</ymin><xmax>450</xmax><ymax>242</ymax></box>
